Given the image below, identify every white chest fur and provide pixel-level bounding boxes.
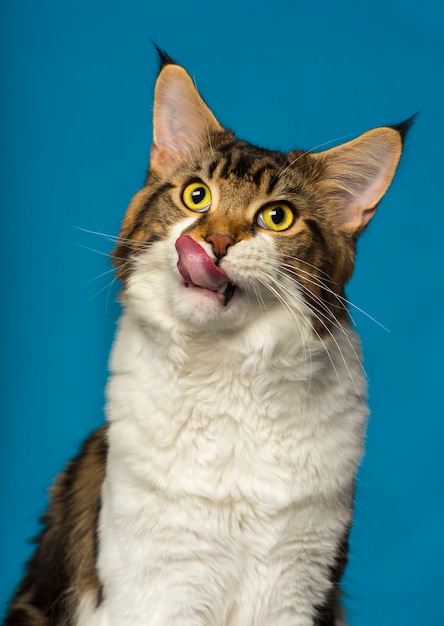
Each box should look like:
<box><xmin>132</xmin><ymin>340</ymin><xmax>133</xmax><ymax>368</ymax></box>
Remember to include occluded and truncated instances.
<box><xmin>79</xmin><ymin>308</ymin><xmax>367</xmax><ymax>626</ymax></box>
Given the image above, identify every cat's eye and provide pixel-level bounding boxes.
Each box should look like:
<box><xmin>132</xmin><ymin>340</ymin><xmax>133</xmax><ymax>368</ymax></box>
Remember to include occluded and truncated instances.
<box><xmin>257</xmin><ymin>203</ymin><xmax>295</xmax><ymax>232</ymax></box>
<box><xmin>182</xmin><ymin>182</ymin><xmax>212</xmax><ymax>212</ymax></box>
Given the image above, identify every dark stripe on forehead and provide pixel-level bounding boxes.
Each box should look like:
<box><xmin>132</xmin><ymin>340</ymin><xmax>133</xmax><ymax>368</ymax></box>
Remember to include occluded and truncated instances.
<box><xmin>207</xmin><ymin>159</ymin><xmax>219</xmax><ymax>179</ymax></box>
<box><xmin>220</xmin><ymin>154</ymin><xmax>234</xmax><ymax>179</ymax></box>
<box><xmin>266</xmin><ymin>153</ymin><xmax>296</xmax><ymax>193</ymax></box>
<box><xmin>216</xmin><ymin>142</ymin><xmax>289</xmax><ymax>182</ymax></box>
<box><xmin>251</xmin><ymin>160</ymin><xmax>282</xmax><ymax>188</ymax></box>
<box><xmin>251</xmin><ymin>165</ymin><xmax>270</xmax><ymax>187</ymax></box>
<box><xmin>267</xmin><ymin>173</ymin><xmax>280</xmax><ymax>194</ymax></box>
<box><xmin>231</xmin><ymin>153</ymin><xmax>256</xmax><ymax>179</ymax></box>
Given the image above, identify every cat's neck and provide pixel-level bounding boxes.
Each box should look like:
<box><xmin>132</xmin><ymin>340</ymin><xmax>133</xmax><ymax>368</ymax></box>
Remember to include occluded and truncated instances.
<box><xmin>109</xmin><ymin>304</ymin><xmax>320</xmax><ymax>380</ymax></box>
<box><xmin>107</xmin><ymin>305</ymin><xmax>365</xmax><ymax>425</ymax></box>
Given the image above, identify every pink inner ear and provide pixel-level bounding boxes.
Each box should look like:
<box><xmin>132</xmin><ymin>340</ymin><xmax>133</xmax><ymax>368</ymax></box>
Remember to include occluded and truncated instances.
<box><xmin>175</xmin><ymin>236</ymin><xmax>228</xmax><ymax>291</ymax></box>
<box><xmin>340</xmin><ymin>202</ymin><xmax>377</xmax><ymax>233</ymax></box>
<box><xmin>150</xmin><ymin>144</ymin><xmax>158</xmax><ymax>160</ymax></box>
<box><xmin>317</xmin><ymin>127</ymin><xmax>403</xmax><ymax>232</ymax></box>
<box><xmin>360</xmin><ymin>206</ymin><xmax>377</xmax><ymax>228</ymax></box>
<box><xmin>150</xmin><ymin>65</ymin><xmax>222</xmax><ymax>174</ymax></box>
<box><xmin>338</xmin><ymin>165</ymin><xmax>397</xmax><ymax>231</ymax></box>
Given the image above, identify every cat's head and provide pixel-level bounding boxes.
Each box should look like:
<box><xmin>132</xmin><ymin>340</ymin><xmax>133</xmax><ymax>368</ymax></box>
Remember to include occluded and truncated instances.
<box><xmin>113</xmin><ymin>52</ymin><xmax>411</xmax><ymax>337</ymax></box>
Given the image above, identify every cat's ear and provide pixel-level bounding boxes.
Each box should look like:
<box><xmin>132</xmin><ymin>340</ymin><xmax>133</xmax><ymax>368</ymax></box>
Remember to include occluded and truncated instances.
<box><xmin>150</xmin><ymin>63</ymin><xmax>223</xmax><ymax>174</ymax></box>
<box><xmin>313</xmin><ymin>123</ymin><xmax>409</xmax><ymax>234</ymax></box>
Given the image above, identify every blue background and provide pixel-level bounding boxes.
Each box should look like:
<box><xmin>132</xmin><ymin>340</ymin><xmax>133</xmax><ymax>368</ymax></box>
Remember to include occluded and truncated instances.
<box><xmin>1</xmin><ymin>1</ymin><xmax>443</xmax><ymax>624</ymax></box>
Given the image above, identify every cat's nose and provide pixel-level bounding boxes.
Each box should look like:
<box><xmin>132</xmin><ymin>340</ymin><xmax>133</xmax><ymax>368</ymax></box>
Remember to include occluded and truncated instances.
<box><xmin>205</xmin><ymin>233</ymin><xmax>235</xmax><ymax>260</ymax></box>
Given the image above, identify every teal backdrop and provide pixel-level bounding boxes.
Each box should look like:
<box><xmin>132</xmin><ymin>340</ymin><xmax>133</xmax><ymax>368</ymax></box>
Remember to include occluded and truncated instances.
<box><xmin>1</xmin><ymin>1</ymin><xmax>443</xmax><ymax>624</ymax></box>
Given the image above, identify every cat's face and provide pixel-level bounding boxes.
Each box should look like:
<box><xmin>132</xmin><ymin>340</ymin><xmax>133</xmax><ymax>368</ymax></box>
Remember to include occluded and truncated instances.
<box><xmin>113</xmin><ymin>57</ymin><xmax>405</xmax><ymax>336</ymax></box>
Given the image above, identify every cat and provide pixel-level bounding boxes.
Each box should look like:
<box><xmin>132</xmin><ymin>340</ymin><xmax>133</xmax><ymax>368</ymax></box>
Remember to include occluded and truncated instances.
<box><xmin>4</xmin><ymin>48</ymin><xmax>412</xmax><ymax>626</ymax></box>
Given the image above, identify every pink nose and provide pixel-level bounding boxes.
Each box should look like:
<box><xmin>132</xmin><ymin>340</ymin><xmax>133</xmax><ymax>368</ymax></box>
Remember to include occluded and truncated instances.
<box><xmin>205</xmin><ymin>234</ymin><xmax>235</xmax><ymax>259</ymax></box>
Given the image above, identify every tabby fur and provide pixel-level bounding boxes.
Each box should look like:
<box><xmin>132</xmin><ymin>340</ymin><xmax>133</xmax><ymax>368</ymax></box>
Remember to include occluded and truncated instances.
<box><xmin>4</xmin><ymin>50</ymin><xmax>411</xmax><ymax>626</ymax></box>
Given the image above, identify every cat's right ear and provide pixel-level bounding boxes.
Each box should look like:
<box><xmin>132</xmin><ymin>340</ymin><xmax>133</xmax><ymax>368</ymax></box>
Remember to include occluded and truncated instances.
<box><xmin>150</xmin><ymin>64</ymin><xmax>223</xmax><ymax>174</ymax></box>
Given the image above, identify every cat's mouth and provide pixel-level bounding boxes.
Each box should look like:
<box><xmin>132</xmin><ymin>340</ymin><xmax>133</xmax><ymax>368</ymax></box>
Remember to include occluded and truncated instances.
<box><xmin>175</xmin><ymin>235</ymin><xmax>237</xmax><ymax>307</ymax></box>
<box><xmin>183</xmin><ymin>279</ymin><xmax>236</xmax><ymax>306</ymax></box>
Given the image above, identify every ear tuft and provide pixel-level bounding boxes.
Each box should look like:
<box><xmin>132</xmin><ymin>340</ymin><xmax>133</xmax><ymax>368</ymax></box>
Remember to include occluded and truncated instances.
<box><xmin>151</xmin><ymin>42</ymin><xmax>177</xmax><ymax>71</ymax></box>
<box><xmin>390</xmin><ymin>113</ymin><xmax>418</xmax><ymax>146</ymax></box>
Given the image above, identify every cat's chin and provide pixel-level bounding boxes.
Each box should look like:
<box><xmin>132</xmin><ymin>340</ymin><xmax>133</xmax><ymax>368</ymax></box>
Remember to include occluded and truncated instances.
<box><xmin>170</xmin><ymin>280</ymin><xmax>247</xmax><ymax>332</ymax></box>
<box><xmin>180</xmin><ymin>282</ymin><xmax>235</xmax><ymax>307</ymax></box>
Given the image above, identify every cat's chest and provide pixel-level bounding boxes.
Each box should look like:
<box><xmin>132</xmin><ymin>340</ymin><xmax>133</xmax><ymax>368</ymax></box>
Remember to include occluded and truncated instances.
<box><xmin>105</xmin><ymin>309</ymin><xmax>365</xmax><ymax>507</ymax></box>
<box><xmin>90</xmin><ymin>311</ymin><xmax>365</xmax><ymax>626</ymax></box>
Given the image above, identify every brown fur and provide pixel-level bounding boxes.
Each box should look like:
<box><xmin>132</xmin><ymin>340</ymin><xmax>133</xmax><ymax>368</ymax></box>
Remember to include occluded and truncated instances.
<box><xmin>5</xmin><ymin>53</ymin><xmax>409</xmax><ymax>625</ymax></box>
<box><xmin>4</xmin><ymin>427</ymin><xmax>107</xmax><ymax>625</ymax></box>
<box><xmin>113</xmin><ymin>136</ymin><xmax>357</xmax><ymax>336</ymax></box>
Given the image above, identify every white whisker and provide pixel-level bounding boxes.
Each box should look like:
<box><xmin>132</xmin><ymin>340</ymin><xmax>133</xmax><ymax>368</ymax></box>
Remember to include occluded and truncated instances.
<box><xmin>254</xmin><ymin>269</ymin><xmax>314</xmax><ymax>385</ymax></box>
<box><xmin>273</xmin><ymin>267</ymin><xmax>367</xmax><ymax>382</ymax></box>
<box><xmin>276</xmin><ymin>133</ymin><xmax>355</xmax><ymax>178</ymax></box>
<box><xmin>281</xmin><ymin>254</ymin><xmax>336</xmax><ymax>283</ymax></box>
<box><xmin>282</xmin><ymin>261</ymin><xmax>389</xmax><ymax>332</ymax></box>
<box><xmin>254</xmin><ymin>266</ymin><xmax>365</xmax><ymax>396</ymax></box>
<box><xmin>76</xmin><ymin>244</ymin><xmax>113</xmax><ymax>260</ymax></box>
<box><xmin>86</xmin><ymin>276</ymin><xmax>118</xmax><ymax>308</ymax></box>
<box><xmin>82</xmin><ymin>266</ymin><xmax>118</xmax><ymax>288</ymax></box>
<box><xmin>192</xmin><ymin>73</ymin><xmax>216</xmax><ymax>158</ymax></box>
<box><xmin>73</xmin><ymin>225</ymin><xmax>120</xmax><ymax>243</ymax></box>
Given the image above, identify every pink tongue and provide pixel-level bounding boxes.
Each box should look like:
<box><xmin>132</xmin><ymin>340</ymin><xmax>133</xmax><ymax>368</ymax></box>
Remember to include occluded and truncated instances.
<box><xmin>175</xmin><ymin>235</ymin><xmax>228</xmax><ymax>291</ymax></box>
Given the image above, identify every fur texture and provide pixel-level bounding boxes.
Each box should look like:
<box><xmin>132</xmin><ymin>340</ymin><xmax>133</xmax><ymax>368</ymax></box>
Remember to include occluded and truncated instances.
<box><xmin>5</xmin><ymin>52</ymin><xmax>409</xmax><ymax>626</ymax></box>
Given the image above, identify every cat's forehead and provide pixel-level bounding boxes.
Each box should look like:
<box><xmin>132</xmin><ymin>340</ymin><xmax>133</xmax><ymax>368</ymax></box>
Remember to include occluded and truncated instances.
<box><xmin>178</xmin><ymin>139</ymin><xmax>312</xmax><ymax>203</ymax></box>
<box><xmin>209</xmin><ymin>140</ymin><xmax>292</xmax><ymax>182</ymax></box>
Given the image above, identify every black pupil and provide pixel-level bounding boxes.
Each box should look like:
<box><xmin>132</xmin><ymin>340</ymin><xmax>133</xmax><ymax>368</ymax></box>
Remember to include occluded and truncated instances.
<box><xmin>192</xmin><ymin>187</ymin><xmax>206</xmax><ymax>204</ymax></box>
<box><xmin>270</xmin><ymin>207</ymin><xmax>285</xmax><ymax>224</ymax></box>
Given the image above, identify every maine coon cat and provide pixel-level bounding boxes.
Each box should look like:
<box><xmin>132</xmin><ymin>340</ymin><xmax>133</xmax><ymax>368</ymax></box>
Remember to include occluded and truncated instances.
<box><xmin>5</xmin><ymin>49</ymin><xmax>412</xmax><ymax>626</ymax></box>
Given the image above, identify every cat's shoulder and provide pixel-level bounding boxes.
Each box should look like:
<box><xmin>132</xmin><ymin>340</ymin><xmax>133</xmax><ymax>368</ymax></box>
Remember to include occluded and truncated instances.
<box><xmin>4</xmin><ymin>426</ymin><xmax>107</xmax><ymax>625</ymax></box>
<box><xmin>49</xmin><ymin>424</ymin><xmax>108</xmax><ymax>512</ymax></box>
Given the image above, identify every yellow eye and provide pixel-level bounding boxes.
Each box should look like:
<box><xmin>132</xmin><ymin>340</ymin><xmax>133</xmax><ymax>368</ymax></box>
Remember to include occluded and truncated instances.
<box><xmin>182</xmin><ymin>182</ymin><xmax>212</xmax><ymax>212</ymax></box>
<box><xmin>257</xmin><ymin>203</ymin><xmax>294</xmax><ymax>232</ymax></box>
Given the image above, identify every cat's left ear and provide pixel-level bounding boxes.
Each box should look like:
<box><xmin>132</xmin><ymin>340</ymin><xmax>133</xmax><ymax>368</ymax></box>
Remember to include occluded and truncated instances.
<box><xmin>313</xmin><ymin>125</ymin><xmax>407</xmax><ymax>234</ymax></box>
<box><xmin>150</xmin><ymin>63</ymin><xmax>223</xmax><ymax>174</ymax></box>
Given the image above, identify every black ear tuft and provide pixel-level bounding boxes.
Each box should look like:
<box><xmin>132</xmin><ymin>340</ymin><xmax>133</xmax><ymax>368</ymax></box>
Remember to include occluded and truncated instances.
<box><xmin>390</xmin><ymin>113</ymin><xmax>418</xmax><ymax>145</ymax></box>
<box><xmin>151</xmin><ymin>41</ymin><xmax>177</xmax><ymax>70</ymax></box>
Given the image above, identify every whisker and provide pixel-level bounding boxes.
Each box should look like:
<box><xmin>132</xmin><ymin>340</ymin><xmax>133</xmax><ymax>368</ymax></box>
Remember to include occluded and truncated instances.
<box><xmin>273</xmin><ymin>268</ymin><xmax>366</xmax><ymax>379</ymax></box>
<box><xmin>245</xmin><ymin>281</ymin><xmax>268</xmax><ymax>314</ymax></box>
<box><xmin>76</xmin><ymin>244</ymin><xmax>113</xmax><ymax>260</ymax></box>
<box><xmin>281</xmin><ymin>255</ymin><xmax>336</xmax><ymax>283</ymax></box>
<box><xmin>262</xmin><ymin>269</ymin><xmax>366</xmax><ymax>394</ymax></box>
<box><xmin>330</xmin><ymin>292</ymin><xmax>389</xmax><ymax>332</ymax></box>
<box><xmin>86</xmin><ymin>276</ymin><xmax>118</xmax><ymax>308</ymax></box>
<box><xmin>74</xmin><ymin>225</ymin><xmax>156</xmax><ymax>250</ymax></box>
<box><xmin>254</xmin><ymin>271</ymin><xmax>314</xmax><ymax>382</ymax></box>
<box><xmin>267</xmin><ymin>275</ymin><xmax>341</xmax><ymax>389</ymax></box>
<box><xmin>192</xmin><ymin>73</ymin><xmax>216</xmax><ymax>158</ymax></box>
<box><xmin>280</xmin><ymin>264</ymin><xmax>345</xmax><ymax>315</ymax></box>
<box><xmin>105</xmin><ymin>278</ymin><xmax>119</xmax><ymax>315</ymax></box>
<box><xmin>275</xmin><ymin>133</ymin><xmax>355</xmax><ymax>178</ymax></box>
<box><xmin>73</xmin><ymin>225</ymin><xmax>121</xmax><ymax>243</ymax></box>
<box><xmin>82</xmin><ymin>266</ymin><xmax>119</xmax><ymax>288</ymax></box>
<box><xmin>281</xmin><ymin>262</ymin><xmax>389</xmax><ymax>332</ymax></box>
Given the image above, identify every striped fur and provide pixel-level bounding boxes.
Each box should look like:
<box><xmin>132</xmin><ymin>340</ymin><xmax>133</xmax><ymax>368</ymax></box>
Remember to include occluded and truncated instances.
<box><xmin>5</xmin><ymin>52</ymin><xmax>410</xmax><ymax>625</ymax></box>
<box><xmin>4</xmin><ymin>428</ymin><xmax>107</xmax><ymax>625</ymax></box>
